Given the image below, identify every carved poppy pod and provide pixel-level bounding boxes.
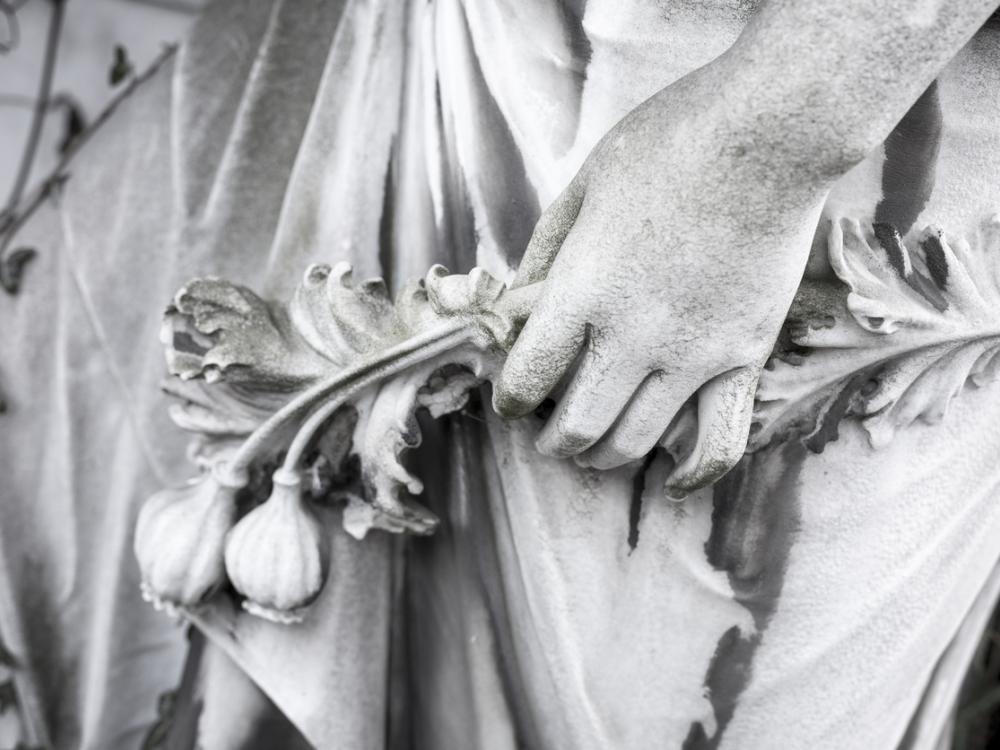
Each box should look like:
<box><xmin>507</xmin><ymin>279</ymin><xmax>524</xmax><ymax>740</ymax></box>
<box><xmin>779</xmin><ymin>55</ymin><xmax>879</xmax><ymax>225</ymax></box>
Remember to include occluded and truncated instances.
<box><xmin>224</xmin><ymin>469</ymin><xmax>329</xmax><ymax>624</ymax></box>
<box><xmin>134</xmin><ymin>463</ymin><xmax>246</xmax><ymax>613</ymax></box>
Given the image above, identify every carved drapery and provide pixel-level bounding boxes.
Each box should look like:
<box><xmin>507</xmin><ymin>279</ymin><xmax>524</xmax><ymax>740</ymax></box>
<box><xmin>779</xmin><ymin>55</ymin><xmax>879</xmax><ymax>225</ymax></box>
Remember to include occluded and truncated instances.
<box><xmin>3</xmin><ymin>2</ymin><xmax>999</xmax><ymax>747</ymax></box>
<box><xmin>136</xmin><ymin>212</ymin><xmax>1000</xmax><ymax>625</ymax></box>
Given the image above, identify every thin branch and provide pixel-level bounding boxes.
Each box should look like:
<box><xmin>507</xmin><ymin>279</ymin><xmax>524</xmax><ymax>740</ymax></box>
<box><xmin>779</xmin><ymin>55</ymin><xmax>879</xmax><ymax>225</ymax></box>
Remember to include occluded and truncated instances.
<box><xmin>0</xmin><ymin>1</ymin><xmax>20</xmax><ymax>54</ymax></box>
<box><xmin>0</xmin><ymin>32</ymin><xmax>174</xmax><ymax>293</ymax></box>
<box><xmin>0</xmin><ymin>45</ymin><xmax>176</xmax><ymax>253</ymax></box>
<box><xmin>3</xmin><ymin>0</ymin><xmax>65</xmax><ymax>212</ymax></box>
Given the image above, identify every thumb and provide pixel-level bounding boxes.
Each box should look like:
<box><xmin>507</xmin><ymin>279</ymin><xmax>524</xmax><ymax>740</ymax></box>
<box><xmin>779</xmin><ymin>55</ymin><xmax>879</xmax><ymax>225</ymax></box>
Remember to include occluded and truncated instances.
<box><xmin>663</xmin><ymin>365</ymin><xmax>759</xmax><ymax>499</ymax></box>
<box><xmin>514</xmin><ymin>171</ymin><xmax>586</xmax><ymax>288</ymax></box>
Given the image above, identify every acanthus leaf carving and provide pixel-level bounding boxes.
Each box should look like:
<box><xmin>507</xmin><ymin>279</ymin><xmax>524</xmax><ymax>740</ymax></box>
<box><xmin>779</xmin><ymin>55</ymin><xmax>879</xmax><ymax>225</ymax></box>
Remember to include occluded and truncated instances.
<box><xmin>137</xmin><ymin>262</ymin><xmax>532</xmax><ymax>622</ymax></box>
<box><xmin>136</xmin><ymin>213</ymin><xmax>1000</xmax><ymax>625</ymax></box>
<box><xmin>162</xmin><ymin>277</ymin><xmax>328</xmax><ymax>389</ymax></box>
<box><xmin>753</xmin><ymin>214</ymin><xmax>1000</xmax><ymax>450</ymax></box>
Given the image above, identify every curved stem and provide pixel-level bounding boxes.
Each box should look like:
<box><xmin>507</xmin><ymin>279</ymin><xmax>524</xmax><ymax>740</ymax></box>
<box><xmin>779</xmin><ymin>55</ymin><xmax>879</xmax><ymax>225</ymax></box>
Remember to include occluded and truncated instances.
<box><xmin>281</xmin><ymin>327</ymin><xmax>477</xmax><ymax>472</ymax></box>
<box><xmin>278</xmin><ymin>381</ymin><xmax>376</xmax><ymax>474</ymax></box>
<box><xmin>227</xmin><ymin>322</ymin><xmax>472</xmax><ymax>477</ymax></box>
<box><xmin>279</xmin><ymin>279</ymin><xmax>548</xmax><ymax>470</ymax></box>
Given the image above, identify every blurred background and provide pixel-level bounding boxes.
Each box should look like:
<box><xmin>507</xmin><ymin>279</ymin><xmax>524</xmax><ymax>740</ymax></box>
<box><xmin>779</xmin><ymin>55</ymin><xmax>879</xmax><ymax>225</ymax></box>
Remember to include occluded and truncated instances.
<box><xmin>1</xmin><ymin>0</ymin><xmax>199</xmax><ymax>205</ymax></box>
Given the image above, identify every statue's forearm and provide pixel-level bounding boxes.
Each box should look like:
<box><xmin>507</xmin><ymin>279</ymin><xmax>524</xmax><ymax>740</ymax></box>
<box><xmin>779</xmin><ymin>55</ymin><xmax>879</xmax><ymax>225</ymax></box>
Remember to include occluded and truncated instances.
<box><xmin>711</xmin><ymin>0</ymin><xmax>998</xmax><ymax>183</ymax></box>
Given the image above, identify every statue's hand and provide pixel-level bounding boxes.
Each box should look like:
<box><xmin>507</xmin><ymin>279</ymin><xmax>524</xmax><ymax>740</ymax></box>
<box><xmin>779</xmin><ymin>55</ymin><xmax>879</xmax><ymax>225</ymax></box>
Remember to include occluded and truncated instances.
<box><xmin>492</xmin><ymin>64</ymin><xmax>831</xmax><ymax>489</ymax></box>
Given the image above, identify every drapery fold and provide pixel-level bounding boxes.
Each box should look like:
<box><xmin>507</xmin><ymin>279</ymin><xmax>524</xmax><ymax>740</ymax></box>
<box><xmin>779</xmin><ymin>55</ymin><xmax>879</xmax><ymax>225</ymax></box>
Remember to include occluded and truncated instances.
<box><xmin>2</xmin><ymin>2</ymin><xmax>1000</xmax><ymax>748</ymax></box>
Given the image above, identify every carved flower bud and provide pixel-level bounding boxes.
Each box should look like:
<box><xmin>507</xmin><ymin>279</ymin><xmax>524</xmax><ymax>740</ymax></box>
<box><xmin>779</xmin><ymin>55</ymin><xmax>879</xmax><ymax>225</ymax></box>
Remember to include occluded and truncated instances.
<box><xmin>134</xmin><ymin>463</ymin><xmax>246</xmax><ymax>613</ymax></box>
<box><xmin>224</xmin><ymin>469</ymin><xmax>328</xmax><ymax>624</ymax></box>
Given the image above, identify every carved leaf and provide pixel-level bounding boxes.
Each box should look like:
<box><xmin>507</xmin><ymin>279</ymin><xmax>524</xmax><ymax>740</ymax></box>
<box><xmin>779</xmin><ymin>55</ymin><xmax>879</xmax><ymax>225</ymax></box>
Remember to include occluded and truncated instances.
<box><xmin>345</xmin><ymin>360</ymin><xmax>485</xmax><ymax>539</ymax></box>
<box><xmin>754</xmin><ymin>215</ymin><xmax>1000</xmax><ymax>451</ymax></box>
<box><xmin>289</xmin><ymin>262</ymin><xmax>408</xmax><ymax>366</ymax></box>
<box><xmin>154</xmin><ymin>264</ymin><xmax>513</xmax><ymax>552</ymax></box>
<box><xmin>162</xmin><ymin>278</ymin><xmax>329</xmax><ymax>388</ymax></box>
<box><xmin>141</xmin><ymin>263</ymin><xmax>522</xmax><ymax>620</ymax></box>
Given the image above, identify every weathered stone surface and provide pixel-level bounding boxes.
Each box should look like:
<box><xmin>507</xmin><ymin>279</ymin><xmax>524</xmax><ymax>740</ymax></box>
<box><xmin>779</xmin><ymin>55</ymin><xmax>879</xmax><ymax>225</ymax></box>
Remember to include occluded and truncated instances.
<box><xmin>5</xmin><ymin>2</ymin><xmax>1000</xmax><ymax>749</ymax></box>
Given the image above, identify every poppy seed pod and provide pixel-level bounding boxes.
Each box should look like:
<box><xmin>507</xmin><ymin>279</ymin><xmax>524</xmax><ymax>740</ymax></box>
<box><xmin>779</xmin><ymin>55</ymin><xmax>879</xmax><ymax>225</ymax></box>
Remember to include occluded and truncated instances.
<box><xmin>224</xmin><ymin>469</ymin><xmax>329</xmax><ymax>624</ymax></box>
<box><xmin>134</xmin><ymin>463</ymin><xmax>246</xmax><ymax>613</ymax></box>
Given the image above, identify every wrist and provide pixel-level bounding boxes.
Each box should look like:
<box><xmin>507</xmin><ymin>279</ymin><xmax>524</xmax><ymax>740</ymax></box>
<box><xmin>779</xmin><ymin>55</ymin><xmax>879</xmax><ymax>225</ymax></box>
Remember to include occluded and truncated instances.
<box><xmin>705</xmin><ymin>45</ymin><xmax>874</xmax><ymax>184</ymax></box>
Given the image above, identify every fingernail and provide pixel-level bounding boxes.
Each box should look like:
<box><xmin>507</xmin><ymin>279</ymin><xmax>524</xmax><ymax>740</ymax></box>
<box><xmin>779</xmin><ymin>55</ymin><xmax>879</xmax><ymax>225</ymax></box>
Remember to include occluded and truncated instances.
<box><xmin>492</xmin><ymin>388</ymin><xmax>530</xmax><ymax>419</ymax></box>
<box><xmin>663</xmin><ymin>482</ymin><xmax>690</xmax><ymax>502</ymax></box>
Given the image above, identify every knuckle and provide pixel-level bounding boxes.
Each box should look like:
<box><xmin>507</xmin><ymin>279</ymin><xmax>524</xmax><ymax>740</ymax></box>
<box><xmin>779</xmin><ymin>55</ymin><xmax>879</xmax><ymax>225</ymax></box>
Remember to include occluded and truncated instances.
<box><xmin>581</xmin><ymin>449</ymin><xmax>630</xmax><ymax>471</ymax></box>
<box><xmin>602</xmin><ymin>433</ymin><xmax>647</xmax><ymax>464</ymax></box>
<box><xmin>550</xmin><ymin>421</ymin><xmax>603</xmax><ymax>456</ymax></box>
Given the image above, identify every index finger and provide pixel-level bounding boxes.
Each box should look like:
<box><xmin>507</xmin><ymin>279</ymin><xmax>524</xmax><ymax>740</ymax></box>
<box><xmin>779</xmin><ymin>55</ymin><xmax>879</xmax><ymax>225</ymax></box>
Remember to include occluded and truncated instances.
<box><xmin>492</xmin><ymin>295</ymin><xmax>586</xmax><ymax>419</ymax></box>
<box><xmin>513</xmin><ymin>172</ymin><xmax>587</xmax><ymax>288</ymax></box>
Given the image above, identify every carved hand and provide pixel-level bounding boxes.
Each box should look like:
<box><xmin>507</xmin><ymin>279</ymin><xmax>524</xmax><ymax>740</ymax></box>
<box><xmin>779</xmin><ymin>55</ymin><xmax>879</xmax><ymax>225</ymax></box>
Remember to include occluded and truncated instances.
<box><xmin>493</xmin><ymin>63</ymin><xmax>828</xmax><ymax>492</ymax></box>
<box><xmin>493</xmin><ymin>0</ymin><xmax>999</xmax><ymax>492</ymax></box>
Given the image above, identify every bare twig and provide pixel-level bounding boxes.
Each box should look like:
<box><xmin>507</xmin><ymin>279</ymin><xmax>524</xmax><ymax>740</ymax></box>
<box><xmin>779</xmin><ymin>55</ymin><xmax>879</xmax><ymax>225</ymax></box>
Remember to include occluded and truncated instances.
<box><xmin>0</xmin><ymin>45</ymin><xmax>176</xmax><ymax>293</ymax></box>
<box><xmin>0</xmin><ymin>0</ymin><xmax>65</xmax><ymax>293</ymax></box>
<box><xmin>3</xmin><ymin>0</ymin><xmax>65</xmax><ymax>213</ymax></box>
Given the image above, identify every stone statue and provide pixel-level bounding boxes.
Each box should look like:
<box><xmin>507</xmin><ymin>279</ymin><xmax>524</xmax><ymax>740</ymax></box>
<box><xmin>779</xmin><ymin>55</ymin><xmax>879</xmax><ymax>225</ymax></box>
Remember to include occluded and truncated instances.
<box><xmin>3</xmin><ymin>1</ymin><xmax>1000</xmax><ymax>748</ymax></box>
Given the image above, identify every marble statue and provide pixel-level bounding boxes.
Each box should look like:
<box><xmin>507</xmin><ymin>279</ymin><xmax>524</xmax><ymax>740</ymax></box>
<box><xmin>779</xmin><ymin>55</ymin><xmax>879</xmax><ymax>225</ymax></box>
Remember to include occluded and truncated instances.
<box><xmin>3</xmin><ymin>1</ymin><xmax>1000</xmax><ymax>749</ymax></box>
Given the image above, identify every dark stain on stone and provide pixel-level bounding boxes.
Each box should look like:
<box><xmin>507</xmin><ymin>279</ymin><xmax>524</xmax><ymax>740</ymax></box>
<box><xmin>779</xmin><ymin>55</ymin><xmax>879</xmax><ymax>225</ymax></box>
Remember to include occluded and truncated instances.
<box><xmin>920</xmin><ymin>232</ymin><xmax>949</xmax><ymax>291</ymax></box>
<box><xmin>706</xmin><ymin>444</ymin><xmax>806</xmax><ymax>594</ymax></box>
<box><xmin>875</xmin><ymin>81</ymin><xmax>942</xmax><ymax>236</ymax></box>
<box><xmin>805</xmin><ymin>366</ymin><xmax>881</xmax><ymax>453</ymax></box>
<box><xmin>683</xmin><ymin>361</ymin><xmax>884</xmax><ymax>746</ymax></box>
<box><xmin>628</xmin><ymin>451</ymin><xmax>657</xmax><ymax>553</ymax></box>
<box><xmin>682</xmin><ymin>626</ymin><xmax>746</xmax><ymax>750</ymax></box>
<box><xmin>907</xmin><ymin>267</ymin><xmax>949</xmax><ymax>312</ymax></box>
<box><xmin>873</xmin><ymin>221</ymin><xmax>948</xmax><ymax>312</ymax></box>
<box><xmin>873</xmin><ymin>222</ymin><xmax>909</xmax><ymax>278</ymax></box>
<box><xmin>682</xmin><ymin>440</ymin><xmax>808</xmax><ymax>748</ymax></box>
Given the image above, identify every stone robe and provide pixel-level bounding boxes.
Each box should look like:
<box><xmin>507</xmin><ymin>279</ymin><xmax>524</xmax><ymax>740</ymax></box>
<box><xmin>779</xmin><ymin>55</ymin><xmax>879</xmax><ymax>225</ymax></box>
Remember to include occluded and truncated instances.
<box><xmin>2</xmin><ymin>1</ymin><xmax>1000</xmax><ymax>748</ymax></box>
